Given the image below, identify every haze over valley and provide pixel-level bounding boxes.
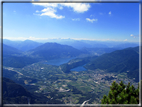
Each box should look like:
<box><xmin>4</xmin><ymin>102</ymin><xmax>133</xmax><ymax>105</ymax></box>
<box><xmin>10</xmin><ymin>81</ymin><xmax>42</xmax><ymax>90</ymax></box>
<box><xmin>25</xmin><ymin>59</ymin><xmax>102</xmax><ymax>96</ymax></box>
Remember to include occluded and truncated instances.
<box><xmin>2</xmin><ymin>39</ymin><xmax>140</xmax><ymax>104</ymax></box>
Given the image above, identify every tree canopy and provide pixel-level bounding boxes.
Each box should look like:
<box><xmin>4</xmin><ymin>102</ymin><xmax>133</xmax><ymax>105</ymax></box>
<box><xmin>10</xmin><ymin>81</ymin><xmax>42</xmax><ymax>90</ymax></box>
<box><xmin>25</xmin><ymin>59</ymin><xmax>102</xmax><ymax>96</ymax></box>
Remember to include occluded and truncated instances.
<box><xmin>101</xmin><ymin>81</ymin><xmax>139</xmax><ymax>104</ymax></box>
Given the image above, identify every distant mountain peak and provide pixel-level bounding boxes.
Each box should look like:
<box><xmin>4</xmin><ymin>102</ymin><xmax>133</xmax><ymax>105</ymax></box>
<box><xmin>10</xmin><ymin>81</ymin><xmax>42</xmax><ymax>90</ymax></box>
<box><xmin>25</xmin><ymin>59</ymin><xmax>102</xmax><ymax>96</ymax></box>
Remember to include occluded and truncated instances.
<box><xmin>28</xmin><ymin>42</ymin><xmax>84</xmax><ymax>60</ymax></box>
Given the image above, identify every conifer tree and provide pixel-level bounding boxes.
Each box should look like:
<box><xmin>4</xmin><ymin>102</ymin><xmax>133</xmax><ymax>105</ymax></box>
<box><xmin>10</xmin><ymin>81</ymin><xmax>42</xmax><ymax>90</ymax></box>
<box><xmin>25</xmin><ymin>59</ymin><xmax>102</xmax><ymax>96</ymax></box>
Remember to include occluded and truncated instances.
<box><xmin>101</xmin><ymin>81</ymin><xmax>139</xmax><ymax>104</ymax></box>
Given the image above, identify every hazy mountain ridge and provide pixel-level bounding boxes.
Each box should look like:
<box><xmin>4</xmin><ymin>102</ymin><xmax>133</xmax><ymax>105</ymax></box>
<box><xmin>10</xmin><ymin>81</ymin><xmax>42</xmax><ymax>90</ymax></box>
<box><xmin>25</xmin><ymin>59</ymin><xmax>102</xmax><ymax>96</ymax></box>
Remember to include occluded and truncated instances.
<box><xmin>3</xmin><ymin>39</ymin><xmax>43</xmax><ymax>52</ymax></box>
<box><xmin>28</xmin><ymin>42</ymin><xmax>85</xmax><ymax>60</ymax></box>
<box><xmin>54</xmin><ymin>39</ymin><xmax>139</xmax><ymax>49</ymax></box>
<box><xmin>81</xmin><ymin>47</ymin><xmax>120</xmax><ymax>56</ymax></box>
<box><xmin>58</xmin><ymin>40</ymin><xmax>109</xmax><ymax>50</ymax></box>
<box><xmin>3</xmin><ymin>39</ymin><xmax>139</xmax><ymax>51</ymax></box>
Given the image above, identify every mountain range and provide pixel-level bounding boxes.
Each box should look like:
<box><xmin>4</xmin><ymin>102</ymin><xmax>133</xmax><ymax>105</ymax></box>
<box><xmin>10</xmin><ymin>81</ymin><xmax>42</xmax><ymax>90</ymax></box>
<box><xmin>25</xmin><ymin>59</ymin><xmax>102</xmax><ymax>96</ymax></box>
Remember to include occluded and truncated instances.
<box><xmin>3</xmin><ymin>39</ymin><xmax>43</xmax><ymax>51</ymax></box>
<box><xmin>3</xmin><ymin>42</ymin><xmax>85</xmax><ymax>68</ymax></box>
<box><xmin>51</xmin><ymin>39</ymin><xmax>139</xmax><ymax>49</ymax></box>
<box><xmin>27</xmin><ymin>42</ymin><xmax>85</xmax><ymax>60</ymax></box>
<box><xmin>3</xmin><ymin>41</ymin><xmax>140</xmax><ymax>79</ymax></box>
<box><xmin>3</xmin><ymin>39</ymin><xmax>139</xmax><ymax>51</ymax></box>
<box><xmin>2</xmin><ymin>39</ymin><xmax>140</xmax><ymax>104</ymax></box>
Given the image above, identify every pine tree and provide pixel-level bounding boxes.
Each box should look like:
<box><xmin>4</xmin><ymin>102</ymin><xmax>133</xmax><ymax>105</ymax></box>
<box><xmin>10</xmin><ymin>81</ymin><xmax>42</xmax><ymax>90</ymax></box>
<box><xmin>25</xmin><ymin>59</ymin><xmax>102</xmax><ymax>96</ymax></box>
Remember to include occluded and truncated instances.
<box><xmin>101</xmin><ymin>81</ymin><xmax>139</xmax><ymax>104</ymax></box>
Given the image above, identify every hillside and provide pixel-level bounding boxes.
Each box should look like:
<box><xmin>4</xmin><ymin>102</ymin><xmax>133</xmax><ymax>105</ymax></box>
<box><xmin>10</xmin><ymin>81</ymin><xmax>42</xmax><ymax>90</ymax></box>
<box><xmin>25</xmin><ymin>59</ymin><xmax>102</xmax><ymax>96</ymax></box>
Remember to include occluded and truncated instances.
<box><xmin>81</xmin><ymin>47</ymin><xmax>119</xmax><ymax>56</ymax></box>
<box><xmin>28</xmin><ymin>42</ymin><xmax>84</xmax><ymax>60</ymax></box>
<box><xmin>85</xmin><ymin>46</ymin><xmax>139</xmax><ymax>82</ymax></box>
<box><xmin>3</xmin><ymin>55</ymin><xmax>40</xmax><ymax>68</ymax></box>
<box><xmin>3</xmin><ymin>44</ymin><xmax>40</xmax><ymax>68</ymax></box>
<box><xmin>3</xmin><ymin>77</ymin><xmax>50</xmax><ymax>104</ymax></box>
<box><xmin>3</xmin><ymin>44</ymin><xmax>22</xmax><ymax>56</ymax></box>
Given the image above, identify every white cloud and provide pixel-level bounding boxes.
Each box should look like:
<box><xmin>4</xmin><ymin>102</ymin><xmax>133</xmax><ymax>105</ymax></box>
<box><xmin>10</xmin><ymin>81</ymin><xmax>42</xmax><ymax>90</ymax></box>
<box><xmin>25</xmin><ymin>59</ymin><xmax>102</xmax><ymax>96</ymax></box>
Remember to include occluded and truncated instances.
<box><xmin>60</xmin><ymin>3</ymin><xmax>90</xmax><ymax>13</ymax></box>
<box><xmin>86</xmin><ymin>18</ymin><xmax>98</xmax><ymax>23</ymax></box>
<box><xmin>33</xmin><ymin>3</ymin><xmax>58</xmax><ymax>7</ymax></box>
<box><xmin>33</xmin><ymin>3</ymin><xmax>64</xmax><ymax>19</ymax></box>
<box><xmin>71</xmin><ymin>38</ymin><xmax>119</xmax><ymax>41</ymax></box>
<box><xmin>72</xmin><ymin>18</ymin><xmax>80</xmax><ymax>21</ymax></box>
<box><xmin>108</xmin><ymin>11</ymin><xmax>111</xmax><ymax>15</ymax></box>
<box><xmin>33</xmin><ymin>2</ymin><xmax>90</xmax><ymax>13</ymax></box>
<box><xmin>40</xmin><ymin>7</ymin><xmax>65</xmax><ymax>19</ymax></box>
<box><xmin>32</xmin><ymin>3</ymin><xmax>90</xmax><ymax>19</ymax></box>
<box><xmin>3</xmin><ymin>36</ymin><xmax>130</xmax><ymax>42</ymax></box>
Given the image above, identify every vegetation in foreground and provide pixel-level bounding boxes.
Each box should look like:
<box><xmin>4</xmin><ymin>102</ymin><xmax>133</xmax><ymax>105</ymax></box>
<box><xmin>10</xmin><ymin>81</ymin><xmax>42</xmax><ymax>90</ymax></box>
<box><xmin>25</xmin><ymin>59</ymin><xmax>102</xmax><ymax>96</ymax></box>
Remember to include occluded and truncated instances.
<box><xmin>101</xmin><ymin>81</ymin><xmax>140</xmax><ymax>104</ymax></box>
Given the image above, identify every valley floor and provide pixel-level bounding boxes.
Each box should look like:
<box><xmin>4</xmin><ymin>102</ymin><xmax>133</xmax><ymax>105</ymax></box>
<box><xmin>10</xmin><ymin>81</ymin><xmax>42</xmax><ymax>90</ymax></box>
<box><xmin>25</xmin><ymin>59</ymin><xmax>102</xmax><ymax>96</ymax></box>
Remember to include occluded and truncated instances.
<box><xmin>3</xmin><ymin>62</ymin><xmax>138</xmax><ymax>104</ymax></box>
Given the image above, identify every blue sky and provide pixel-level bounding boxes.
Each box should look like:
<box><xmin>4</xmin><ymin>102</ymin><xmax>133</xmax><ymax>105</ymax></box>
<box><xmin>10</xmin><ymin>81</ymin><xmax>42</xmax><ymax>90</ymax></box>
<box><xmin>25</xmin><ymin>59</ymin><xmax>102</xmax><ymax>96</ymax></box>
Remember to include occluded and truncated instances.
<box><xmin>3</xmin><ymin>2</ymin><xmax>139</xmax><ymax>42</ymax></box>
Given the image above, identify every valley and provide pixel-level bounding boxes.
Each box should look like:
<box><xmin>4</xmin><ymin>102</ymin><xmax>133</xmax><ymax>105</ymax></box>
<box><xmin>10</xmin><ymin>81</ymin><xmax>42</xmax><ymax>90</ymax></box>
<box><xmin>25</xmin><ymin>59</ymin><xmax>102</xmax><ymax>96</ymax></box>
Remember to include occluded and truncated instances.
<box><xmin>2</xmin><ymin>39</ymin><xmax>140</xmax><ymax>104</ymax></box>
<box><xmin>3</xmin><ymin>62</ymin><xmax>138</xmax><ymax>104</ymax></box>
<box><xmin>3</xmin><ymin>2</ymin><xmax>140</xmax><ymax>105</ymax></box>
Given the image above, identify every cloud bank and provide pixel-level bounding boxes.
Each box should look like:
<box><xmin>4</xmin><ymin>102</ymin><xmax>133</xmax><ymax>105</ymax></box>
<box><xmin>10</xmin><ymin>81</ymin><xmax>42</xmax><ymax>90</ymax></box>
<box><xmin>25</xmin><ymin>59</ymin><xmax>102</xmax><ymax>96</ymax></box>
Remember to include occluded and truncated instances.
<box><xmin>3</xmin><ymin>36</ymin><xmax>125</xmax><ymax>42</ymax></box>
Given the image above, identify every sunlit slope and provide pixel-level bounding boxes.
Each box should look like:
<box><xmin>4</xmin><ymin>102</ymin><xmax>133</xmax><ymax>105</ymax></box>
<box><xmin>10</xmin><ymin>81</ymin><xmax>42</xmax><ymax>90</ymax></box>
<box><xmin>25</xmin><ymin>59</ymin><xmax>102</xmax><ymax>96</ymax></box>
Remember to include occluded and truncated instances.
<box><xmin>85</xmin><ymin>46</ymin><xmax>139</xmax><ymax>82</ymax></box>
